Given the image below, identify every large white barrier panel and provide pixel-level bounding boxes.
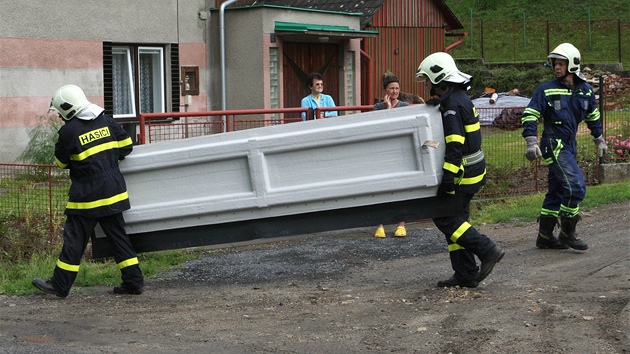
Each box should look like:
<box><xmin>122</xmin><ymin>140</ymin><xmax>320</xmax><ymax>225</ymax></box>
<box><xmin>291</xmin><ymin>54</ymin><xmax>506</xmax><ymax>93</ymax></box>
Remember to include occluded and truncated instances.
<box><xmin>93</xmin><ymin>105</ymin><xmax>446</xmax><ymax>257</ymax></box>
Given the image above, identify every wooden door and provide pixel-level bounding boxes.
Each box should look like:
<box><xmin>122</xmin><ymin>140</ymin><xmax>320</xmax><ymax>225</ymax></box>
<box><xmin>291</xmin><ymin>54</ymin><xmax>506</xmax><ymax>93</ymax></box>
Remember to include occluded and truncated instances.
<box><xmin>283</xmin><ymin>42</ymin><xmax>340</xmax><ymax>119</ymax></box>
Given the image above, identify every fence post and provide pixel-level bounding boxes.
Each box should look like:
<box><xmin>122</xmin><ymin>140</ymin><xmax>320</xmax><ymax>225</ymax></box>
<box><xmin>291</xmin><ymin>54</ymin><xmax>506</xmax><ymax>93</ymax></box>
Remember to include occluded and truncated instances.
<box><xmin>546</xmin><ymin>20</ymin><xmax>550</xmax><ymax>55</ymax></box>
<box><xmin>47</xmin><ymin>165</ymin><xmax>54</xmax><ymax>245</ymax></box>
<box><xmin>619</xmin><ymin>19</ymin><xmax>622</xmax><ymax>64</ymax></box>
<box><xmin>600</xmin><ymin>76</ymin><xmax>605</xmax><ymax>135</ymax></box>
<box><xmin>479</xmin><ymin>19</ymin><xmax>486</xmax><ymax>62</ymax></box>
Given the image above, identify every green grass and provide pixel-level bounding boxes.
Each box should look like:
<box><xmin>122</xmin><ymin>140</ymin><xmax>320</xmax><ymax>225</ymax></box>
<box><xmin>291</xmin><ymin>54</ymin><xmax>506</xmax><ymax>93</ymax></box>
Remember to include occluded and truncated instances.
<box><xmin>443</xmin><ymin>1</ymin><xmax>630</xmax><ymax>95</ymax></box>
<box><xmin>0</xmin><ymin>249</ymin><xmax>205</xmax><ymax>296</ymax></box>
<box><xmin>471</xmin><ymin>180</ymin><xmax>630</xmax><ymax>225</ymax></box>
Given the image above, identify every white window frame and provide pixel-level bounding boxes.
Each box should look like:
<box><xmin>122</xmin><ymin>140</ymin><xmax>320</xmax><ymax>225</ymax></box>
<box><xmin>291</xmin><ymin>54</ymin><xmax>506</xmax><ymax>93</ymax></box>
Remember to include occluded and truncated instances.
<box><xmin>138</xmin><ymin>47</ymin><xmax>165</xmax><ymax>114</ymax></box>
<box><xmin>111</xmin><ymin>45</ymin><xmax>166</xmax><ymax>120</ymax></box>
<box><xmin>112</xmin><ymin>46</ymin><xmax>137</xmax><ymax>119</ymax></box>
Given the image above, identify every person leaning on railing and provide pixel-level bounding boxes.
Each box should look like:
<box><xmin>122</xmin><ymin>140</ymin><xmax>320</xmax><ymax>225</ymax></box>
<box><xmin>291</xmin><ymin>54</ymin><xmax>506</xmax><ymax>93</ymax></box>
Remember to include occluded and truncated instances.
<box><xmin>373</xmin><ymin>72</ymin><xmax>410</xmax><ymax>239</ymax></box>
<box><xmin>300</xmin><ymin>72</ymin><xmax>338</xmax><ymax>121</ymax></box>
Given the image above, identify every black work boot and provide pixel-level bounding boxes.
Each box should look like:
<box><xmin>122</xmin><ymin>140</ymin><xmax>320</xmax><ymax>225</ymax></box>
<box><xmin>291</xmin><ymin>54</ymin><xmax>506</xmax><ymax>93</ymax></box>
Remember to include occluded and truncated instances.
<box><xmin>476</xmin><ymin>245</ymin><xmax>505</xmax><ymax>282</ymax></box>
<box><xmin>113</xmin><ymin>283</ymin><xmax>144</xmax><ymax>295</ymax></box>
<box><xmin>437</xmin><ymin>276</ymin><xmax>478</xmax><ymax>288</ymax></box>
<box><xmin>32</xmin><ymin>278</ymin><xmax>66</xmax><ymax>298</ymax></box>
<box><xmin>559</xmin><ymin>215</ymin><xmax>588</xmax><ymax>250</ymax></box>
<box><xmin>536</xmin><ymin>215</ymin><xmax>569</xmax><ymax>249</ymax></box>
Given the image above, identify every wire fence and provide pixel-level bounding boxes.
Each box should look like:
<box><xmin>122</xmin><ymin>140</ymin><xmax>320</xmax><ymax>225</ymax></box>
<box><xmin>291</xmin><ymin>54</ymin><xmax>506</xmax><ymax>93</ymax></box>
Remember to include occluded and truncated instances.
<box><xmin>1</xmin><ymin>77</ymin><xmax>628</xmax><ymax>241</ymax></box>
<box><xmin>448</xmin><ymin>18</ymin><xmax>626</xmax><ymax>65</ymax></box>
<box><xmin>0</xmin><ymin>164</ymin><xmax>69</xmax><ymax>247</ymax></box>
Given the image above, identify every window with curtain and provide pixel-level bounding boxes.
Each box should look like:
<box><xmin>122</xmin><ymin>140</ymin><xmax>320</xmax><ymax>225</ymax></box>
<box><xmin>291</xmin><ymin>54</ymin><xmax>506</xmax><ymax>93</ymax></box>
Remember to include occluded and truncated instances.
<box><xmin>104</xmin><ymin>43</ymin><xmax>179</xmax><ymax>121</ymax></box>
<box><xmin>139</xmin><ymin>47</ymin><xmax>165</xmax><ymax>114</ymax></box>
<box><xmin>111</xmin><ymin>47</ymin><xmax>136</xmax><ymax>117</ymax></box>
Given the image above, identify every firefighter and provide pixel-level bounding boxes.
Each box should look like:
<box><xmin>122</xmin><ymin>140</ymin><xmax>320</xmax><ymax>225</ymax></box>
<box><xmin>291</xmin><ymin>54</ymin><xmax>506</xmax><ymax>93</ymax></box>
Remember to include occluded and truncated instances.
<box><xmin>522</xmin><ymin>43</ymin><xmax>606</xmax><ymax>251</ymax></box>
<box><xmin>32</xmin><ymin>85</ymin><xmax>144</xmax><ymax>297</ymax></box>
<box><xmin>416</xmin><ymin>52</ymin><xmax>505</xmax><ymax>288</ymax></box>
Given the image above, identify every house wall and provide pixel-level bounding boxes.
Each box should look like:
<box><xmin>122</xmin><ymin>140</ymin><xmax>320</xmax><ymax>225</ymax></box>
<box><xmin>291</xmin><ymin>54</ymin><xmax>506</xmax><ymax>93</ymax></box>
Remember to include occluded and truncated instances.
<box><xmin>365</xmin><ymin>0</ymin><xmax>449</xmax><ymax>101</ymax></box>
<box><xmin>0</xmin><ymin>0</ymin><xmax>208</xmax><ymax>162</ymax></box>
<box><xmin>207</xmin><ymin>6</ymin><xmax>363</xmax><ymax>111</ymax></box>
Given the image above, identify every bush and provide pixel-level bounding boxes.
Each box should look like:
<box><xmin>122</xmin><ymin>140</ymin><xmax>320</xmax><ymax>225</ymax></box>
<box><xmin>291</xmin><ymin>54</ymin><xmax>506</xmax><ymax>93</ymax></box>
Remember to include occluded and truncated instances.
<box><xmin>607</xmin><ymin>134</ymin><xmax>630</xmax><ymax>162</ymax></box>
<box><xmin>0</xmin><ymin>212</ymin><xmax>62</xmax><ymax>262</ymax></box>
<box><xmin>18</xmin><ymin>113</ymin><xmax>63</xmax><ymax>164</ymax></box>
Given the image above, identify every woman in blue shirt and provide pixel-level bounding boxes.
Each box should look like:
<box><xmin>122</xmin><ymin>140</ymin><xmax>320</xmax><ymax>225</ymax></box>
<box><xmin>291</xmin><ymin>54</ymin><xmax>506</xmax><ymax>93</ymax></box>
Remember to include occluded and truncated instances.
<box><xmin>301</xmin><ymin>72</ymin><xmax>338</xmax><ymax>121</ymax></box>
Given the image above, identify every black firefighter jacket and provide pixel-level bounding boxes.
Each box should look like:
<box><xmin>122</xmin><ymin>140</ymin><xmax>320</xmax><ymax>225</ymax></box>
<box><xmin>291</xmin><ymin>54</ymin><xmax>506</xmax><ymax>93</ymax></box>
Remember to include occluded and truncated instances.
<box><xmin>439</xmin><ymin>87</ymin><xmax>487</xmax><ymax>195</ymax></box>
<box><xmin>54</xmin><ymin>113</ymin><xmax>133</xmax><ymax>218</ymax></box>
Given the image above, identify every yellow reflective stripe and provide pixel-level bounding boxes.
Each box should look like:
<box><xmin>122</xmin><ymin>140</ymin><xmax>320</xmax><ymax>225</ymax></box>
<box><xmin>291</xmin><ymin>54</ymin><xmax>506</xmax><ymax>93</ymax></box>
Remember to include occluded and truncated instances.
<box><xmin>445</xmin><ymin>134</ymin><xmax>465</xmax><ymax>144</ymax></box>
<box><xmin>55</xmin><ymin>157</ymin><xmax>67</xmax><ymax>169</ymax></box>
<box><xmin>448</xmin><ymin>243</ymin><xmax>465</xmax><ymax>252</ymax></box>
<box><xmin>118</xmin><ymin>257</ymin><xmax>139</xmax><ymax>269</ymax></box>
<box><xmin>544</xmin><ymin>88</ymin><xmax>571</xmax><ymax>96</ymax></box>
<box><xmin>553</xmin><ymin>139</ymin><xmax>563</xmax><ymax>160</ymax></box>
<box><xmin>443</xmin><ymin>162</ymin><xmax>460</xmax><ymax>174</ymax></box>
<box><xmin>560</xmin><ymin>204</ymin><xmax>579</xmax><ymax>217</ymax></box>
<box><xmin>523</xmin><ymin>107</ymin><xmax>540</xmax><ymax>117</ymax></box>
<box><xmin>450</xmin><ymin>221</ymin><xmax>471</xmax><ymax>243</ymax></box>
<box><xmin>118</xmin><ymin>137</ymin><xmax>132</xmax><ymax>148</ymax></box>
<box><xmin>459</xmin><ymin>169</ymin><xmax>486</xmax><ymax>185</ymax></box>
<box><xmin>464</xmin><ymin>122</ymin><xmax>480</xmax><ymax>133</ymax></box>
<box><xmin>522</xmin><ymin>116</ymin><xmax>538</xmax><ymax>124</ymax></box>
<box><xmin>585</xmin><ymin>109</ymin><xmax>600</xmax><ymax>122</ymax></box>
<box><xmin>57</xmin><ymin>259</ymin><xmax>80</xmax><ymax>272</ymax></box>
<box><xmin>71</xmin><ymin>141</ymin><xmax>119</xmax><ymax>161</ymax></box>
<box><xmin>66</xmin><ymin>191</ymin><xmax>129</xmax><ymax>210</ymax></box>
<box><xmin>540</xmin><ymin>208</ymin><xmax>559</xmax><ymax>217</ymax></box>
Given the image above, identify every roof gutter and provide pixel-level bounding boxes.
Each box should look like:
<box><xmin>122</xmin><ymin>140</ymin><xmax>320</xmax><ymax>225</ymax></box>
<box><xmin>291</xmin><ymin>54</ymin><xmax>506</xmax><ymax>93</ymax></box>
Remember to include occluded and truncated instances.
<box><xmin>360</xmin><ymin>43</ymin><xmax>373</xmax><ymax>106</ymax></box>
<box><xmin>444</xmin><ymin>32</ymin><xmax>468</xmax><ymax>52</ymax></box>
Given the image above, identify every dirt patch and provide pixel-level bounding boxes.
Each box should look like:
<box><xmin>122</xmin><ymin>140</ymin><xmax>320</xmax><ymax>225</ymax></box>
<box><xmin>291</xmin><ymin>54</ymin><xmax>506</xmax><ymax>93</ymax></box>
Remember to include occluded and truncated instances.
<box><xmin>1</xmin><ymin>202</ymin><xmax>628</xmax><ymax>353</ymax></box>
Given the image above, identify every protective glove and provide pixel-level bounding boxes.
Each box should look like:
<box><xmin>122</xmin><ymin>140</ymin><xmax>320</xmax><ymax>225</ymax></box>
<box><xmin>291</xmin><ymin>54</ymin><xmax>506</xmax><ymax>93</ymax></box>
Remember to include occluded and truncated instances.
<box><xmin>437</xmin><ymin>180</ymin><xmax>457</xmax><ymax>199</ymax></box>
<box><xmin>524</xmin><ymin>136</ymin><xmax>542</xmax><ymax>161</ymax></box>
<box><xmin>425</xmin><ymin>98</ymin><xmax>440</xmax><ymax>106</ymax></box>
<box><xmin>593</xmin><ymin>135</ymin><xmax>608</xmax><ymax>157</ymax></box>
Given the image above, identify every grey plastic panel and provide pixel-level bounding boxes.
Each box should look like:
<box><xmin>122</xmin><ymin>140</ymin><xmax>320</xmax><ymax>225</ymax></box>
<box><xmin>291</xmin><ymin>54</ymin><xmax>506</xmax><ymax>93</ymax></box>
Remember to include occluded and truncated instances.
<box><xmin>103</xmin><ymin>104</ymin><xmax>444</xmax><ymax>238</ymax></box>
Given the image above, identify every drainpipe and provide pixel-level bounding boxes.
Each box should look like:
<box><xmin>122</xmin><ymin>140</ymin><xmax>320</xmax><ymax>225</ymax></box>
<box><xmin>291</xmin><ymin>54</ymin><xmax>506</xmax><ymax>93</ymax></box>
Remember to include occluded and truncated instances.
<box><xmin>444</xmin><ymin>32</ymin><xmax>468</xmax><ymax>52</ymax></box>
<box><xmin>360</xmin><ymin>40</ymin><xmax>373</xmax><ymax>106</ymax></box>
<box><xmin>220</xmin><ymin>0</ymin><xmax>238</xmax><ymax>131</ymax></box>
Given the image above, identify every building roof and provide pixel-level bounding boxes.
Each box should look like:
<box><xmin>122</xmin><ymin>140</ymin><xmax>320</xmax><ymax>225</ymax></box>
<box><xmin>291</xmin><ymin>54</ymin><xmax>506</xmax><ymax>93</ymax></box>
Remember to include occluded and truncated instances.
<box><xmin>274</xmin><ymin>21</ymin><xmax>378</xmax><ymax>39</ymax></box>
<box><xmin>248</xmin><ymin>0</ymin><xmax>382</xmax><ymax>28</ymax></box>
<box><xmin>246</xmin><ymin>0</ymin><xmax>462</xmax><ymax>30</ymax></box>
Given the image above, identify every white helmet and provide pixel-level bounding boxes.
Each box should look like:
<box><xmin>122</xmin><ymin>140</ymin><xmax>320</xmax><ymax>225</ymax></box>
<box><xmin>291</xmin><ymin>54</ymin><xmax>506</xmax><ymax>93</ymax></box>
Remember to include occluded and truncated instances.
<box><xmin>548</xmin><ymin>43</ymin><xmax>586</xmax><ymax>80</ymax></box>
<box><xmin>50</xmin><ymin>85</ymin><xmax>91</xmax><ymax>121</ymax></box>
<box><xmin>415</xmin><ymin>52</ymin><xmax>471</xmax><ymax>85</ymax></box>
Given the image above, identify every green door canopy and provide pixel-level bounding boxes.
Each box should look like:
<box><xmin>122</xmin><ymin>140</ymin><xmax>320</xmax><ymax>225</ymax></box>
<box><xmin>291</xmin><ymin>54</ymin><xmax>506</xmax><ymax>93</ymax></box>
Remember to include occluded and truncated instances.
<box><xmin>274</xmin><ymin>21</ymin><xmax>378</xmax><ymax>39</ymax></box>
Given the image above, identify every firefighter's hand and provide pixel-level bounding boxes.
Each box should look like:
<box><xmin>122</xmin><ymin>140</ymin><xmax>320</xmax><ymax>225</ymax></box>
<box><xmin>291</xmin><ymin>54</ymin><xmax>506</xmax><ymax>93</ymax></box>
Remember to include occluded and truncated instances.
<box><xmin>525</xmin><ymin>136</ymin><xmax>542</xmax><ymax>161</ymax></box>
<box><xmin>437</xmin><ymin>181</ymin><xmax>457</xmax><ymax>199</ymax></box>
<box><xmin>593</xmin><ymin>135</ymin><xmax>608</xmax><ymax>157</ymax></box>
<box><xmin>425</xmin><ymin>98</ymin><xmax>440</xmax><ymax>106</ymax></box>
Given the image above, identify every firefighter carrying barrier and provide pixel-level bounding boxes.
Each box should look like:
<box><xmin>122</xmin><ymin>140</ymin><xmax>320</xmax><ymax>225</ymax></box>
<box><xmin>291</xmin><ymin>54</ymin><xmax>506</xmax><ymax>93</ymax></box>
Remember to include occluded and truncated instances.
<box><xmin>93</xmin><ymin>105</ymin><xmax>458</xmax><ymax>258</ymax></box>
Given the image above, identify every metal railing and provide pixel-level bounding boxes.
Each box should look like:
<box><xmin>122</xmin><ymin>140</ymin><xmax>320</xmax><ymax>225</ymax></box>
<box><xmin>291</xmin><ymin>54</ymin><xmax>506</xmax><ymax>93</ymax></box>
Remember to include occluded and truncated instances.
<box><xmin>138</xmin><ymin>106</ymin><xmax>374</xmax><ymax>144</ymax></box>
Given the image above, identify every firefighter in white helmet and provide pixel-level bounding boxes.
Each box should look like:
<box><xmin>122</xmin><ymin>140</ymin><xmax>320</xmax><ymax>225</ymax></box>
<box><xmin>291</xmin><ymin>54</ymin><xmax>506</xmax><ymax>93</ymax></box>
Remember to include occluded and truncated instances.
<box><xmin>32</xmin><ymin>84</ymin><xmax>144</xmax><ymax>297</ymax></box>
<box><xmin>522</xmin><ymin>43</ymin><xmax>606</xmax><ymax>251</ymax></box>
<box><xmin>416</xmin><ymin>52</ymin><xmax>505</xmax><ymax>288</ymax></box>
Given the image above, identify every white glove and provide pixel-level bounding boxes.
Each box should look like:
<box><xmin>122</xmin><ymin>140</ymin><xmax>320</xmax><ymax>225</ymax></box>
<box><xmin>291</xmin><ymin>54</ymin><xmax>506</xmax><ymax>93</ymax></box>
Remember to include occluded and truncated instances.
<box><xmin>525</xmin><ymin>136</ymin><xmax>542</xmax><ymax>161</ymax></box>
<box><xmin>593</xmin><ymin>135</ymin><xmax>608</xmax><ymax>157</ymax></box>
